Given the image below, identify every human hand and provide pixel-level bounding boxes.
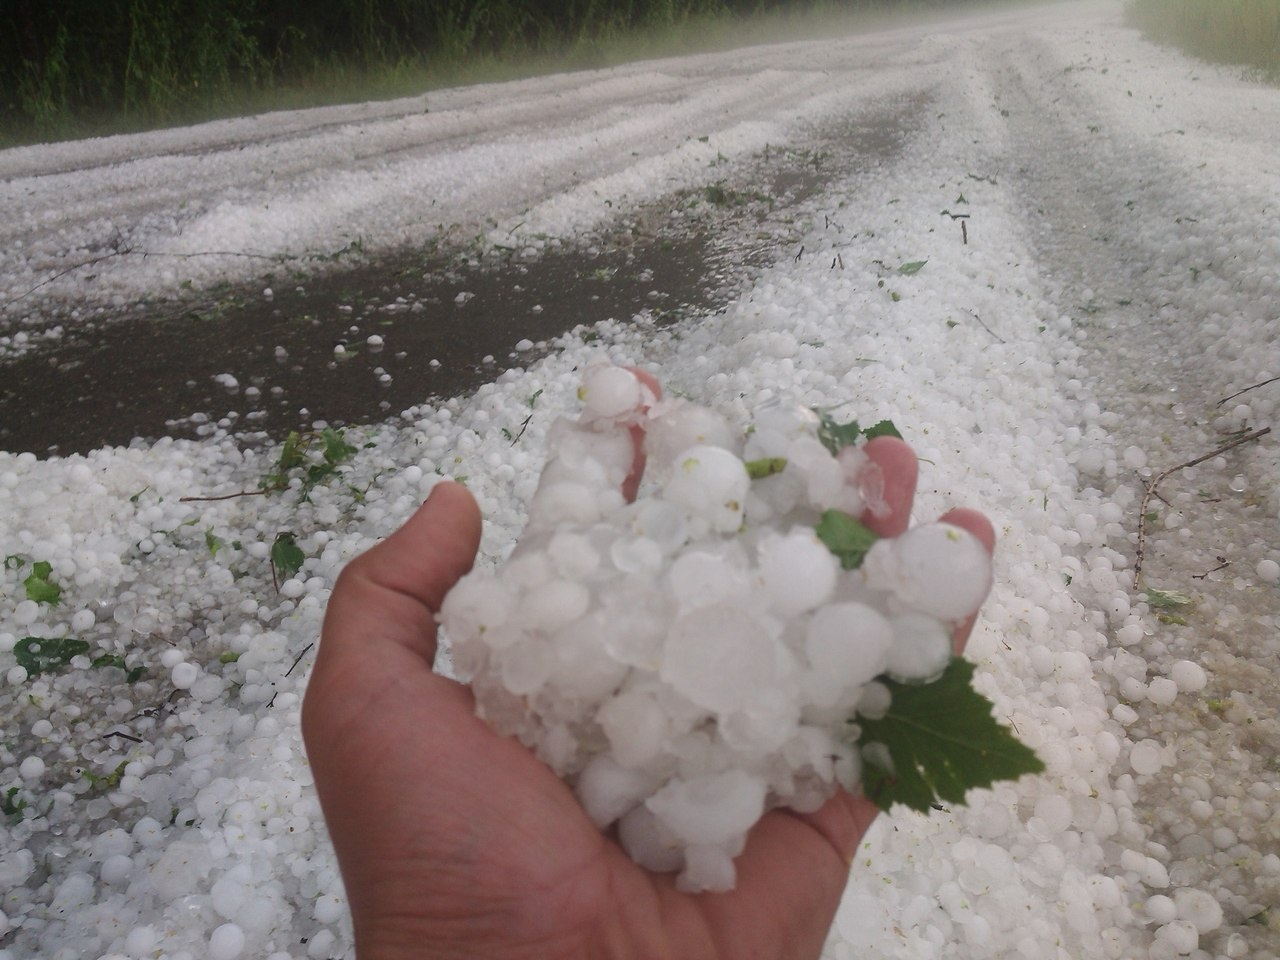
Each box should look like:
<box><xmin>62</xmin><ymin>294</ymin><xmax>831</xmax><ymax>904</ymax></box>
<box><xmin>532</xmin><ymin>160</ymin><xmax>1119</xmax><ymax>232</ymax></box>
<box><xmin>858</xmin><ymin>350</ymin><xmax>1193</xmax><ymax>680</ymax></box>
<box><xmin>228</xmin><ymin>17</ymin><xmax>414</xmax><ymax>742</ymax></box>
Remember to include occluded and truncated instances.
<box><xmin>302</xmin><ymin>383</ymin><xmax>994</xmax><ymax>960</ymax></box>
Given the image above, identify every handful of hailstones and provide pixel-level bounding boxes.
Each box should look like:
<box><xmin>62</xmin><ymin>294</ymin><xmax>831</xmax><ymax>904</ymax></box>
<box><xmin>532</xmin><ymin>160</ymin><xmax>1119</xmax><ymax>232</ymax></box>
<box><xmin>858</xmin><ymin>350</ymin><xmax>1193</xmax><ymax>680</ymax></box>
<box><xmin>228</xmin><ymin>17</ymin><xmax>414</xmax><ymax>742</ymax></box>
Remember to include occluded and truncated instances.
<box><xmin>440</xmin><ymin>363</ymin><xmax>1041</xmax><ymax>893</ymax></box>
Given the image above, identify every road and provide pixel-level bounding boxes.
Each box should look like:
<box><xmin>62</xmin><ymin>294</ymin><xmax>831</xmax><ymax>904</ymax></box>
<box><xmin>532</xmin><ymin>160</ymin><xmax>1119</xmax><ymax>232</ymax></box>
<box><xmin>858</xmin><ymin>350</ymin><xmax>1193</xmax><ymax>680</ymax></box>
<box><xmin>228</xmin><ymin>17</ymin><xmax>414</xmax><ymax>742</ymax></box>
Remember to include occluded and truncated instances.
<box><xmin>1</xmin><ymin>1</ymin><xmax>1279</xmax><ymax>956</ymax></box>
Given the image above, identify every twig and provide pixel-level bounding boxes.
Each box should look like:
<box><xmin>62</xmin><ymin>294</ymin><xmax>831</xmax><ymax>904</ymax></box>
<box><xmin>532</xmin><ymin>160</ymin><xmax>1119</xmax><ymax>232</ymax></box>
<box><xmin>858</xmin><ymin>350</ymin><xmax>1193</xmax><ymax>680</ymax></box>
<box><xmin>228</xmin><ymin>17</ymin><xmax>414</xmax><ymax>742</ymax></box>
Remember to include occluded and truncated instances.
<box><xmin>1217</xmin><ymin>376</ymin><xmax>1280</xmax><ymax>408</ymax></box>
<box><xmin>2</xmin><ymin>250</ymin><xmax>130</xmax><ymax>307</ymax></box>
<box><xmin>961</xmin><ymin>221</ymin><xmax>968</xmax><ymax>245</ymax></box>
<box><xmin>1192</xmin><ymin>557</ymin><xmax>1230</xmax><ymax>580</ymax></box>
<box><xmin>1132</xmin><ymin>427</ymin><xmax>1270</xmax><ymax>589</ymax></box>
<box><xmin>180</xmin><ymin>488</ymin><xmax>278</xmax><ymax>503</ymax></box>
<box><xmin>284</xmin><ymin>642</ymin><xmax>315</xmax><ymax>678</ymax></box>
<box><xmin>102</xmin><ymin>730</ymin><xmax>143</xmax><ymax>744</ymax></box>
<box><xmin>969</xmin><ymin>311</ymin><xmax>1005</xmax><ymax>344</ymax></box>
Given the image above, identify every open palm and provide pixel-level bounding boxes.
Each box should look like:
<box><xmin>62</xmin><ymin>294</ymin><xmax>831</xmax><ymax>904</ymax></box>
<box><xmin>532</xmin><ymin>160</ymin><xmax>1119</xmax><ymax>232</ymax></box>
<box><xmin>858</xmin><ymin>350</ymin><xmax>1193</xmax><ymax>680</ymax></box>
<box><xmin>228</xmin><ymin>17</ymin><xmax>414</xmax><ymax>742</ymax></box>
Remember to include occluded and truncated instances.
<box><xmin>303</xmin><ymin>433</ymin><xmax>993</xmax><ymax>960</ymax></box>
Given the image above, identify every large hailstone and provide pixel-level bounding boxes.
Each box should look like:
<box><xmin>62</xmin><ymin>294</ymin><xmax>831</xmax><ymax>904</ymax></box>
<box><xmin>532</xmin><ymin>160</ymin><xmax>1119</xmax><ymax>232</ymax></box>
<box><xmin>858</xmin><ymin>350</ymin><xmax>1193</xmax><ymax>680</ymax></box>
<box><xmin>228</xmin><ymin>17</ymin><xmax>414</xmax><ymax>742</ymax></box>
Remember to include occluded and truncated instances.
<box><xmin>437</xmin><ymin>365</ymin><xmax>991</xmax><ymax>893</ymax></box>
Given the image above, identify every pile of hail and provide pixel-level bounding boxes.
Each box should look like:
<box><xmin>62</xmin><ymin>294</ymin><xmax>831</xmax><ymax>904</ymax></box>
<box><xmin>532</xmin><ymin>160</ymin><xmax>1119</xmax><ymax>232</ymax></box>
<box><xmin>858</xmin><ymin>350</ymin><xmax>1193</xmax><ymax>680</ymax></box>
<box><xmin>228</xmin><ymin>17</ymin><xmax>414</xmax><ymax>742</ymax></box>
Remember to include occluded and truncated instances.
<box><xmin>440</xmin><ymin>363</ymin><xmax>1041</xmax><ymax>892</ymax></box>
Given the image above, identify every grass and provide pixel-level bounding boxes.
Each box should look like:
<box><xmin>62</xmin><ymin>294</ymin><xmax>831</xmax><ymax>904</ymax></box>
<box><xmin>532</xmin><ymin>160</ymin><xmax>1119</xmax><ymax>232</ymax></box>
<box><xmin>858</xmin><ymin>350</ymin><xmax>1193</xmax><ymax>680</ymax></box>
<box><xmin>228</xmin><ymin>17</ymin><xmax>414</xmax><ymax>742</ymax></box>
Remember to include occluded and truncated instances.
<box><xmin>2</xmin><ymin>0</ymin><xmax>1013</xmax><ymax>148</ymax></box>
<box><xmin>1125</xmin><ymin>0</ymin><xmax>1280</xmax><ymax>80</ymax></box>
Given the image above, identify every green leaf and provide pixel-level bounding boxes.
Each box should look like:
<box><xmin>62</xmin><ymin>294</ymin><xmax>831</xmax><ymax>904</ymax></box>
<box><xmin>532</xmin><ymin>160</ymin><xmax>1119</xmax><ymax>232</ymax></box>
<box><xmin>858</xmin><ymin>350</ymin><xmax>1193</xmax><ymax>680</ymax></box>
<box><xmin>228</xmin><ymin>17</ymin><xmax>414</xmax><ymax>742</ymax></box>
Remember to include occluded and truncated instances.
<box><xmin>862</xmin><ymin>419</ymin><xmax>903</xmax><ymax>441</ymax></box>
<box><xmin>815</xmin><ymin>411</ymin><xmax>901</xmax><ymax>456</ymax></box>
<box><xmin>857</xmin><ymin>659</ymin><xmax>1045</xmax><ymax>813</ymax></box>
<box><xmin>23</xmin><ymin>562</ymin><xmax>61</xmax><ymax>604</ymax></box>
<box><xmin>1144</xmin><ymin>587</ymin><xmax>1193</xmax><ymax>609</ymax></box>
<box><xmin>321</xmin><ymin>427</ymin><xmax>357</xmax><ymax>466</ymax></box>
<box><xmin>815</xmin><ymin>410</ymin><xmax>864</xmax><ymax>455</ymax></box>
<box><xmin>271</xmin><ymin>533</ymin><xmax>305</xmax><ymax>580</ymax></box>
<box><xmin>815</xmin><ymin>510</ymin><xmax>880</xmax><ymax>570</ymax></box>
<box><xmin>205</xmin><ymin>529</ymin><xmax>225</xmax><ymax>557</ymax></box>
<box><xmin>15</xmin><ymin>636</ymin><xmax>90</xmax><ymax>677</ymax></box>
<box><xmin>745</xmin><ymin>457</ymin><xmax>788</xmax><ymax>480</ymax></box>
<box><xmin>3</xmin><ymin>554</ymin><xmax>25</xmax><ymax>572</ymax></box>
<box><xmin>898</xmin><ymin>260</ymin><xmax>928</xmax><ymax>275</ymax></box>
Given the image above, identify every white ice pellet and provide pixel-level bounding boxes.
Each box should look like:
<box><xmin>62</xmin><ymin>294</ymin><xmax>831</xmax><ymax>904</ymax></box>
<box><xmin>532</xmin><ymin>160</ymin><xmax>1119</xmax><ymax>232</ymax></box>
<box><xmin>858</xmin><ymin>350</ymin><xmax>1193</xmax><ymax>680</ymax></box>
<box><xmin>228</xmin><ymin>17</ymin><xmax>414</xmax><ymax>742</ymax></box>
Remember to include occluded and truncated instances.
<box><xmin>1146</xmin><ymin>677</ymin><xmax>1178</xmax><ymax>706</ymax></box>
<box><xmin>1174</xmin><ymin>888</ymin><xmax>1223</xmax><ymax>933</ymax></box>
<box><xmin>18</xmin><ymin>756</ymin><xmax>44</xmax><ymax>779</ymax></box>
<box><xmin>862</xmin><ymin>523</ymin><xmax>992</xmax><ymax>621</ymax></box>
<box><xmin>209</xmin><ymin>922</ymin><xmax>246</xmax><ymax>960</ymax></box>
<box><xmin>1168</xmin><ymin>660</ymin><xmax>1207</xmax><ymax>693</ymax></box>
<box><xmin>1257</xmin><ymin>558</ymin><xmax>1280</xmax><ymax>583</ymax></box>
<box><xmin>1130</xmin><ymin>740</ymin><xmax>1164</xmax><ymax>776</ymax></box>
<box><xmin>171</xmin><ymin>662</ymin><xmax>200</xmax><ymax>690</ymax></box>
<box><xmin>1145</xmin><ymin>894</ymin><xmax>1177</xmax><ymax>923</ymax></box>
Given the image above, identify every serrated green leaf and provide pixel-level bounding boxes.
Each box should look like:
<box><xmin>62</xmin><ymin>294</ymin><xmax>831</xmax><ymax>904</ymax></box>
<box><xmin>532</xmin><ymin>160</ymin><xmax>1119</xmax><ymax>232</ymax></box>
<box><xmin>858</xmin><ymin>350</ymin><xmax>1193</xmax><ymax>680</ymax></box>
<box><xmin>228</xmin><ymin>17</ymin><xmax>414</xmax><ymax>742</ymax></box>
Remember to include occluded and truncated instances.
<box><xmin>745</xmin><ymin>457</ymin><xmax>788</xmax><ymax>480</ymax></box>
<box><xmin>14</xmin><ymin>636</ymin><xmax>90</xmax><ymax>677</ymax></box>
<box><xmin>862</xmin><ymin>419</ymin><xmax>902</xmax><ymax>441</ymax></box>
<box><xmin>1144</xmin><ymin>587</ymin><xmax>1193</xmax><ymax>609</ymax></box>
<box><xmin>321</xmin><ymin>427</ymin><xmax>357</xmax><ymax>466</ymax></box>
<box><xmin>898</xmin><ymin>260</ymin><xmax>928</xmax><ymax>275</ymax></box>
<box><xmin>271</xmin><ymin>533</ymin><xmax>305</xmax><ymax>580</ymax></box>
<box><xmin>858</xmin><ymin>659</ymin><xmax>1044</xmax><ymax>813</ymax></box>
<box><xmin>23</xmin><ymin>562</ymin><xmax>61</xmax><ymax>605</ymax></box>
<box><xmin>815</xmin><ymin>410</ymin><xmax>864</xmax><ymax>455</ymax></box>
<box><xmin>205</xmin><ymin>529</ymin><xmax>225</xmax><ymax>557</ymax></box>
<box><xmin>815</xmin><ymin>510</ymin><xmax>880</xmax><ymax>570</ymax></box>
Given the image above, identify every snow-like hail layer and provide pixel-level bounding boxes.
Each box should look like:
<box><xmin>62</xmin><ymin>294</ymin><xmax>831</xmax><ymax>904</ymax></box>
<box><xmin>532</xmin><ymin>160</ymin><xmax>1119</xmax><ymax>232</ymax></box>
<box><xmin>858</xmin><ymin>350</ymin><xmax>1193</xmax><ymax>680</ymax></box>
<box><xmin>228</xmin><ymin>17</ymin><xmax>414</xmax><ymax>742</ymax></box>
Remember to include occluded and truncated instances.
<box><xmin>3</xmin><ymin>1</ymin><xmax>1280</xmax><ymax>958</ymax></box>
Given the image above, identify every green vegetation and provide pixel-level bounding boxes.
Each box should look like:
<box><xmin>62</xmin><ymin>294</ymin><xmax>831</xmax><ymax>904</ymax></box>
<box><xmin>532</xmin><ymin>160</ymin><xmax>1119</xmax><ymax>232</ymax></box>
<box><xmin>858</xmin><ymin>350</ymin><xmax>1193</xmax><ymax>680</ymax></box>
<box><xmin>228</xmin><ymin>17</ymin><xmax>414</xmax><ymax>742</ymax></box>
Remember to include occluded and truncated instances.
<box><xmin>4</xmin><ymin>0</ymin><xmax>1008</xmax><ymax>146</ymax></box>
<box><xmin>1126</xmin><ymin>0</ymin><xmax>1280</xmax><ymax>79</ymax></box>
<box><xmin>858</xmin><ymin>658</ymin><xmax>1045</xmax><ymax>813</ymax></box>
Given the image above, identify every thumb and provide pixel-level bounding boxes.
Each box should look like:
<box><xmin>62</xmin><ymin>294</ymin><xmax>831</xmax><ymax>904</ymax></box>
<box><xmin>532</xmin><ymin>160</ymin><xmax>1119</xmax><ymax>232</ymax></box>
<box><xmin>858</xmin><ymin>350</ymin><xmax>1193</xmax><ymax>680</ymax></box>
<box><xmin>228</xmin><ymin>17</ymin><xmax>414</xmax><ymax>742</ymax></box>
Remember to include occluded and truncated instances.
<box><xmin>316</xmin><ymin>481</ymin><xmax>482</xmax><ymax>673</ymax></box>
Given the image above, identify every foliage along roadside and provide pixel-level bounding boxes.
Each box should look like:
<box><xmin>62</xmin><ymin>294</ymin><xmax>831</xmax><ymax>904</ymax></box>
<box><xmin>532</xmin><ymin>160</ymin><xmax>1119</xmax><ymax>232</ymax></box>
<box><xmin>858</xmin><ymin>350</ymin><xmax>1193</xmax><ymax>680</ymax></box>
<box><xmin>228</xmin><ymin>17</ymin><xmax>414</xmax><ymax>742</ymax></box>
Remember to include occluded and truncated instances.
<box><xmin>4</xmin><ymin>0</ymin><xmax>1027</xmax><ymax>146</ymax></box>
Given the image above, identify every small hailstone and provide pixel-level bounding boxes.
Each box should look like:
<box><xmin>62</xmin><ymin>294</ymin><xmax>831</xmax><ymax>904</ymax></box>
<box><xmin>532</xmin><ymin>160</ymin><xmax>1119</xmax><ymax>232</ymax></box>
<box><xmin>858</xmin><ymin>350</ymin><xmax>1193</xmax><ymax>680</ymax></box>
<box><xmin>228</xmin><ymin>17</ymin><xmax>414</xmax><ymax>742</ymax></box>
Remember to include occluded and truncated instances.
<box><xmin>1257</xmin><ymin>558</ymin><xmax>1280</xmax><ymax>583</ymax></box>
<box><xmin>1129</xmin><ymin>739</ymin><xmax>1163</xmax><ymax>775</ymax></box>
<box><xmin>1169</xmin><ymin>660</ymin><xmax>1207</xmax><ymax>693</ymax></box>
<box><xmin>209</xmin><ymin>922</ymin><xmax>246</xmax><ymax>960</ymax></box>
<box><xmin>863</xmin><ymin>523</ymin><xmax>992</xmax><ymax>621</ymax></box>
<box><xmin>1173</xmin><ymin>888</ymin><xmax>1223</xmax><ymax>934</ymax></box>
<box><xmin>18</xmin><ymin>756</ymin><xmax>45</xmax><ymax>779</ymax></box>
<box><xmin>578</xmin><ymin>363</ymin><xmax>644</xmax><ymax>421</ymax></box>
<box><xmin>662</xmin><ymin>445</ymin><xmax>749</xmax><ymax>533</ymax></box>
<box><xmin>171</xmin><ymin>661</ymin><xmax>200</xmax><ymax>690</ymax></box>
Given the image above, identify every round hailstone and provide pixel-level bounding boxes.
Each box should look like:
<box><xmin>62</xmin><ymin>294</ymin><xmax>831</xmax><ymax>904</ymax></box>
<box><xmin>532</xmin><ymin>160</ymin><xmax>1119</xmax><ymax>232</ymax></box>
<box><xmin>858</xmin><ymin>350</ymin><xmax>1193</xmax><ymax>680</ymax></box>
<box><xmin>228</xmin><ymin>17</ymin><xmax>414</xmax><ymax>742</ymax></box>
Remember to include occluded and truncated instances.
<box><xmin>644</xmin><ymin>400</ymin><xmax>736</xmax><ymax>475</ymax></box>
<box><xmin>578</xmin><ymin>364</ymin><xmax>644</xmax><ymax>421</ymax></box>
<box><xmin>1173</xmin><ymin>888</ymin><xmax>1224</xmax><ymax>934</ymax></box>
<box><xmin>645</xmin><ymin>770</ymin><xmax>766</xmax><ymax>847</ymax></box>
<box><xmin>662</xmin><ymin>445</ymin><xmax>750</xmax><ymax>533</ymax></box>
<box><xmin>1169</xmin><ymin>660</ymin><xmax>1207</xmax><ymax>693</ymax></box>
<box><xmin>805</xmin><ymin>603</ymin><xmax>893</xmax><ymax>694</ymax></box>
<box><xmin>171</xmin><ymin>661</ymin><xmax>200</xmax><ymax>690</ymax></box>
<box><xmin>1129</xmin><ymin>739</ymin><xmax>1163</xmax><ymax>776</ymax></box>
<box><xmin>661</xmin><ymin>603</ymin><xmax>780</xmax><ymax>713</ymax></box>
<box><xmin>209</xmin><ymin>922</ymin><xmax>246</xmax><ymax>960</ymax></box>
<box><xmin>862</xmin><ymin>522</ymin><xmax>992</xmax><ymax>622</ymax></box>
<box><xmin>1257</xmin><ymin>558</ymin><xmax>1280</xmax><ymax>583</ymax></box>
<box><xmin>885</xmin><ymin>613</ymin><xmax>952</xmax><ymax>683</ymax></box>
<box><xmin>757</xmin><ymin>528</ymin><xmax>838</xmax><ymax>618</ymax></box>
<box><xmin>576</xmin><ymin>755</ymin><xmax>660</xmax><ymax>829</ymax></box>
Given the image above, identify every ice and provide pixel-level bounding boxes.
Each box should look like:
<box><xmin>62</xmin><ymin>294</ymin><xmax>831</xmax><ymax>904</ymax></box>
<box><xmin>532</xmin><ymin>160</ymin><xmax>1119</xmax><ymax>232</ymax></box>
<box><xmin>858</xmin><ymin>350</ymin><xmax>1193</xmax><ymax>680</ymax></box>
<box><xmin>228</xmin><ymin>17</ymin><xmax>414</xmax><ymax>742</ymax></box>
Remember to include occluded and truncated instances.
<box><xmin>662</xmin><ymin>445</ymin><xmax>750</xmax><ymax>533</ymax></box>
<box><xmin>661</xmin><ymin>603</ymin><xmax>781</xmax><ymax>713</ymax></box>
<box><xmin>646</xmin><ymin>770</ymin><xmax>767</xmax><ymax>847</ymax></box>
<box><xmin>209</xmin><ymin>922</ymin><xmax>246</xmax><ymax>960</ymax></box>
<box><xmin>578</xmin><ymin>363</ymin><xmax>646</xmax><ymax>422</ymax></box>
<box><xmin>757</xmin><ymin>528</ymin><xmax>839</xmax><ymax>617</ymax></box>
<box><xmin>804</xmin><ymin>603</ymin><xmax>893</xmax><ymax>696</ymax></box>
<box><xmin>617</xmin><ymin>804</ymin><xmax>685</xmax><ymax>874</ymax></box>
<box><xmin>1172</xmin><ymin>888</ymin><xmax>1223</xmax><ymax>934</ymax></box>
<box><xmin>862</xmin><ymin>523</ymin><xmax>993</xmax><ymax>622</ymax></box>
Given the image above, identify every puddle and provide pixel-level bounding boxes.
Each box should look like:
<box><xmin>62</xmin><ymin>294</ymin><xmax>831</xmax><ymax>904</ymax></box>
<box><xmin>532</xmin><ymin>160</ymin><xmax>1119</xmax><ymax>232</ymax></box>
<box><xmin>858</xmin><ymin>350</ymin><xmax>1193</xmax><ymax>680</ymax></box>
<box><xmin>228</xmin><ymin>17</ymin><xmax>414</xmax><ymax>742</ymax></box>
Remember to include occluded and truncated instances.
<box><xmin>0</xmin><ymin>98</ymin><xmax>923</xmax><ymax>457</ymax></box>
